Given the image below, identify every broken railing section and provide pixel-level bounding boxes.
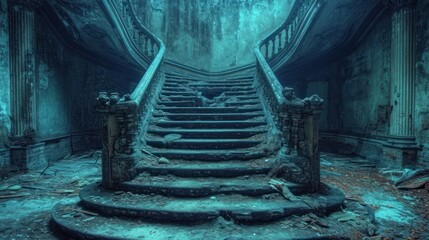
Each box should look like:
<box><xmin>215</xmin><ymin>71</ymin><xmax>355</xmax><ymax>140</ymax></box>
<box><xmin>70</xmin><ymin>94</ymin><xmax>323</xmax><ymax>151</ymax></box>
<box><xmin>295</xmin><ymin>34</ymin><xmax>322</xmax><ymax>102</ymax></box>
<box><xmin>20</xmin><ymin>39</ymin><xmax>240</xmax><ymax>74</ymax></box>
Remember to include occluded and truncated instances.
<box><xmin>97</xmin><ymin>0</ymin><xmax>165</xmax><ymax>188</ymax></box>
<box><xmin>255</xmin><ymin>52</ymin><xmax>323</xmax><ymax>192</ymax></box>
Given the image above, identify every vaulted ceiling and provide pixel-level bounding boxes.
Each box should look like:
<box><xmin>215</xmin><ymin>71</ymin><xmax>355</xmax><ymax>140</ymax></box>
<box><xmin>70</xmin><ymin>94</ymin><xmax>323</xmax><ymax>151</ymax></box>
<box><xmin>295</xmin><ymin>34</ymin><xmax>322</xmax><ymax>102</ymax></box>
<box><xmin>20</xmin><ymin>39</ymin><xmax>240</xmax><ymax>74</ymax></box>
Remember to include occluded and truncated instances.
<box><xmin>41</xmin><ymin>0</ymin><xmax>141</xmax><ymax>70</ymax></box>
<box><xmin>42</xmin><ymin>0</ymin><xmax>386</xmax><ymax>74</ymax></box>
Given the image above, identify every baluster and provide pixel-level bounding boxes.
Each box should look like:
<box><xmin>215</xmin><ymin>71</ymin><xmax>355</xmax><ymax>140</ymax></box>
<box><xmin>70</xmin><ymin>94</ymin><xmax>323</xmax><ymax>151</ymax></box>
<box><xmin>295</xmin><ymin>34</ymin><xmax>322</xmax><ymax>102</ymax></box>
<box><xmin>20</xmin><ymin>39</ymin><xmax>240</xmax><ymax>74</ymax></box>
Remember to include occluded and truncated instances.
<box><xmin>281</xmin><ymin>29</ymin><xmax>286</xmax><ymax>49</ymax></box>
<box><xmin>271</xmin><ymin>39</ymin><xmax>275</xmax><ymax>58</ymax></box>
<box><xmin>144</xmin><ymin>37</ymin><xmax>149</xmax><ymax>55</ymax></box>
<box><xmin>148</xmin><ymin>40</ymin><xmax>153</xmax><ymax>57</ymax></box>
<box><xmin>261</xmin><ymin>44</ymin><xmax>266</xmax><ymax>58</ymax></box>
<box><xmin>133</xmin><ymin>28</ymin><xmax>138</xmax><ymax>41</ymax></box>
<box><xmin>286</xmin><ymin>25</ymin><xmax>290</xmax><ymax>43</ymax></box>
<box><xmin>138</xmin><ymin>31</ymin><xmax>143</xmax><ymax>46</ymax></box>
<box><xmin>274</xmin><ymin>34</ymin><xmax>280</xmax><ymax>55</ymax></box>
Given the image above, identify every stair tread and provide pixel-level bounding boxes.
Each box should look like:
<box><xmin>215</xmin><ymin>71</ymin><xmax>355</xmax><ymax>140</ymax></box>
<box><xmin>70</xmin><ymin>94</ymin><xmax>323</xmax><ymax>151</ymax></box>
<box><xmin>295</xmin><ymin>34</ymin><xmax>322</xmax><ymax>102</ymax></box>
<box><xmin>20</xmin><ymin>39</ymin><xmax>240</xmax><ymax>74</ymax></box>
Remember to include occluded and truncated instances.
<box><xmin>52</xmin><ymin>201</ymin><xmax>348</xmax><ymax>240</ymax></box>
<box><xmin>152</xmin><ymin>112</ymin><xmax>264</xmax><ymax>116</ymax></box>
<box><xmin>145</xmin><ymin>138</ymin><xmax>263</xmax><ymax>149</ymax></box>
<box><xmin>124</xmin><ymin>175</ymin><xmax>301</xmax><ymax>190</ymax></box>
<box><xmin>146</xmin><ymin>148</ymin><xmax>270</xmax><ymax>161</ymax></box>
<box><xmin>155</xmin><ymin>106</ymin><xmax>263</xmax><ymax>113</ymax></box>
<box><xmin>136</xmin><ymin>160</ymin><xmax>272</xmax><ymax>177</ymax></box>
<box><xmin>120</xmin><ymin>174</ymin><xmax>295</xmax><ymax>197</ymax></box>
<box><xmin>146</xmin><ymin>128</ymin><xmax>268</xmax><ymax>139</ymax></box>
<box><xmin>147</xmin><ymin>127</ymin><xmax>268</xmax><ymax>132</ymax></box>
<box><xmin>145</xmin><ymin>138</ymin><xmax>264</xmax><ymax>143</ymax></box>
<box><xmin>78</xmin><ymin>183</ymin><xmax>344</xmax><ymax>223</ymax></box>
<box><xmin>164</xmin><ymin>82</ymin><xmax>254</xmax><ymax>87</ymax></box>
<box><xmin>158</xmin><ymin>95</ymin><xmax>259</xmax><ymax>100</ymax></box>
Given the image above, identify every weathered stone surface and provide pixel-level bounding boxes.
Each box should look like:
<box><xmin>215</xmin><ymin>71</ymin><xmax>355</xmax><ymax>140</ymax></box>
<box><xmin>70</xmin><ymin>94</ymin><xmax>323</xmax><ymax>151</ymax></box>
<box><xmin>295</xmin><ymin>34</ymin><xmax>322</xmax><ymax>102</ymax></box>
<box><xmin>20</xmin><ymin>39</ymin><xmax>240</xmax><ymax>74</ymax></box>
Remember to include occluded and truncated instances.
<box><xmin>10</xmin><ymin>143</ymin><xmax>47</xmax><ymax>171</ymax></box>
<box><xmin>132</xmin><ymin>0</ymin><xmax>295</xmax><ymax>71</ymax></box>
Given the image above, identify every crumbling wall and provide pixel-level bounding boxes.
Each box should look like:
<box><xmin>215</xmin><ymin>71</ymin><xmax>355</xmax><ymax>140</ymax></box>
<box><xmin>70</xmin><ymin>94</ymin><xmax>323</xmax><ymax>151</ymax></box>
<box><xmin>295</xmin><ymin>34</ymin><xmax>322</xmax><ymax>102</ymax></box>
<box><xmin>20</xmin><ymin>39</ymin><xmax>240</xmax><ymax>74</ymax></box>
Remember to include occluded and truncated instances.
<box><xmin>34</xmin><ymin>16</ymin><xmax>141</xmax><ymax>156</ymax></box>
<box><xmin>290</xmin><ymin>3</ymin><xmax>429</xmax><ymax>164</ymax></box>
<box><xmin>132</xmin><ymin>0</ymin><xmax>294</xmax><ymax>71</ymax></box>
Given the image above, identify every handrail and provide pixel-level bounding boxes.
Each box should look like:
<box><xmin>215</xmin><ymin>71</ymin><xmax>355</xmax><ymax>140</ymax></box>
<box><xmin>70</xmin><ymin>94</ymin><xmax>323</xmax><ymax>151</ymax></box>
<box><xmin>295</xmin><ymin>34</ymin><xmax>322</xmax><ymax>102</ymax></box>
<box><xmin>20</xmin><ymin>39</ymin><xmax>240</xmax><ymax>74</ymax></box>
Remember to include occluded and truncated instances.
<box><xmin>257</xmin><ymin>0</ymin><xmax>323</xmax><ymax>72</ymax></box>
<box><xmin>97</xmin><ymin>0</ymin><xmax>165</xmax><ymax>188</ymax></box>
<box><xmin>254</xmin><ymin>0</ymin><xmax>325</xmax><ymax>192</ymax></box>
<box><xmin>254</xmin><ymin>0</ymin><xmax>324</xmax><ymax>113</ymax></box>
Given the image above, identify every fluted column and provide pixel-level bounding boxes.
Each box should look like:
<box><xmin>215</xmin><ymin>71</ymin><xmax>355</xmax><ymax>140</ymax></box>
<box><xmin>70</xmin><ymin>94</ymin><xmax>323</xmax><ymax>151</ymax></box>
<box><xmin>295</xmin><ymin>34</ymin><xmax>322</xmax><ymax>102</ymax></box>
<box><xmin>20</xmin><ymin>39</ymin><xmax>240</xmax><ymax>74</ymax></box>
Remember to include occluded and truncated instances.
<box><xmin>8</xmin><ymin>0</ymin><xmax>37</xmax><ymax>139</ymax></box>
<box><xmin>388</xmin><ymin>0</ymin><xmax>416</xmax><ymax>142</ymax></box>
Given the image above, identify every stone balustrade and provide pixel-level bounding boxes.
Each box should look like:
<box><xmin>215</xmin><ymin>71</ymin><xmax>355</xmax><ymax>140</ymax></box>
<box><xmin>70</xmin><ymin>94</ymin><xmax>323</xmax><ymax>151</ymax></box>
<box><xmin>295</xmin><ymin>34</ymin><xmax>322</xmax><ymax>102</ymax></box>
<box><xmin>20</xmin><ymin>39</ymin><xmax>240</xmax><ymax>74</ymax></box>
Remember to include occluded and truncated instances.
<box><xmin>255</xmin><ymin>0</ymin><xmax>324</xmax><ymax>192</ymax></box>
<box><xmin>97</xmin><ymin>0</ymin><xmax>165</xmax><ymax>188</ymax></box>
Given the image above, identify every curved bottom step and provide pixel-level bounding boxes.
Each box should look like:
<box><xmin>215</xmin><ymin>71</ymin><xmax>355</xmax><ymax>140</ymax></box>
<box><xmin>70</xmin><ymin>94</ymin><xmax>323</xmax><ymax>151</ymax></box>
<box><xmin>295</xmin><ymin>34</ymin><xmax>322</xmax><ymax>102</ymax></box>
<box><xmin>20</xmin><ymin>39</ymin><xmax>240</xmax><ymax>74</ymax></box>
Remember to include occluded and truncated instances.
<box><xmin>52</xmin><ymin>201</ymin><xmax>363</xmax><ymax>240</ymax></box>
<box><xmin>79</xmin><ymin>183</ymin><xmax>345</xmax><ymax>223</ymax></box>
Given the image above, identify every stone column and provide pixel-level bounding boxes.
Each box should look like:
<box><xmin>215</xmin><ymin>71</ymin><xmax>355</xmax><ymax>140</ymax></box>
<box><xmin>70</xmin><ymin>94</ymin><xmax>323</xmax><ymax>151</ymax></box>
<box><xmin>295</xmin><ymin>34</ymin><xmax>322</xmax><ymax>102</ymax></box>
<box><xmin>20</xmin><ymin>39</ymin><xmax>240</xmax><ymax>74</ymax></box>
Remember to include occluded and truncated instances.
<box><xmin>8</xmin><ymin>0</ymin><xmax>37</xmax><ymax>139</ymax></box>
<box><xmin>8</xmin><ymin>0</ymin><xmax>46</xmax><ymax>170</ymax></box>
<box><xmin>385</xmin><ymin>0</ymin><xmax>418</xmax><ymax>166</ymax></box>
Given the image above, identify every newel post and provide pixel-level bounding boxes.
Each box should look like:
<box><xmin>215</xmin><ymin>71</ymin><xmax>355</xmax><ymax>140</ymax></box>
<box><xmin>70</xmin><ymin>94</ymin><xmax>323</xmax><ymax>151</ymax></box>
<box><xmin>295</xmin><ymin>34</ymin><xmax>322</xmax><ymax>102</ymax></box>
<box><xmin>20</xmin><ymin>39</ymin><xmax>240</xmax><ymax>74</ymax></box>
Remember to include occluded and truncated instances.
<box><xmin>97</xmin><ymin>92</ymin><xmax>138</xmax><ymax>189</ymax></box>
<box><xmin>281</xmin><ymin>87</ymin><xmax>323</xmax><ymax>192</ymax></box>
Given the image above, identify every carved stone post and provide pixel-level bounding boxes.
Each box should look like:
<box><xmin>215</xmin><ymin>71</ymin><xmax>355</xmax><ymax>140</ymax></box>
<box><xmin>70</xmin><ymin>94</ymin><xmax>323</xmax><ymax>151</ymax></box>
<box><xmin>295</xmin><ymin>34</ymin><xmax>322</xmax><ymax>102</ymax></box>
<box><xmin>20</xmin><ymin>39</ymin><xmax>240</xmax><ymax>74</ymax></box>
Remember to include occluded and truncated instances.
<box><xmin>8</xmin><ymin>0</ymin><xmax>46</xmax><ymax>170</ymax></box>
<box><xmin>281</xmin><ymin>88</ymin><xmax>323</xmax><ymax>192</ymax></box>
<box><xmin>97</xmin><ymin>93</ymin><xmax>138</xmax><ymax>188</ymax></box>
<box><xmin>384</xmin><ymin>0</ymin><xmax>418</xmax><ymax>166</ymax></box>
<box><xmin>302</xmin><ymin>108</ymin><xmax>322</xmax><ymax>192</ymax></box>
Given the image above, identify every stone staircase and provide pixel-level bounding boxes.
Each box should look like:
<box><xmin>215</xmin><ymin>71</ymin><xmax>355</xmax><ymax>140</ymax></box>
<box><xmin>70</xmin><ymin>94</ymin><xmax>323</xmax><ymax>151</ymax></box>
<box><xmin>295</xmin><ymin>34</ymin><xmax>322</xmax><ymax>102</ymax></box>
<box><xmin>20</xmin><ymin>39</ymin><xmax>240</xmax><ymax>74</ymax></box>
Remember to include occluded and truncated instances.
<box><xmin>51</xmin><ymin>72</ymin><xmax>347</xmax><ymax>239</ymax></box>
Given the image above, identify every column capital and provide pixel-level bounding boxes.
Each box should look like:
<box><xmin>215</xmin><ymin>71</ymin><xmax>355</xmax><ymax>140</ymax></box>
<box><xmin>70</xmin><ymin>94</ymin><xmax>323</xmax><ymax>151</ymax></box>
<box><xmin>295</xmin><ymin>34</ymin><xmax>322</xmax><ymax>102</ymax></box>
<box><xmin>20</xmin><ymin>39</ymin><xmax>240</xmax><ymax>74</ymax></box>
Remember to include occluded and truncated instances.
<box><xmin>384</xmin><ymin>0</ymin><xmax>417</xmax><ymax>11</ymax></box>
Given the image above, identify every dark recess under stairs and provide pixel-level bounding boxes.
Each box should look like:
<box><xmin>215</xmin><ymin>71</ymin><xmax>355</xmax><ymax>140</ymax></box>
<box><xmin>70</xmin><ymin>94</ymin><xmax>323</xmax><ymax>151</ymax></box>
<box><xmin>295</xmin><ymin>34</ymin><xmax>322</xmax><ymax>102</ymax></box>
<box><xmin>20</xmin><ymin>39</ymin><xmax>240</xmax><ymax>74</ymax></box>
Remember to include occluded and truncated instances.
<box><xmin>52</xmin><ymin>72</ymin><xmax>345</xmax><ymax>239</ymax></box>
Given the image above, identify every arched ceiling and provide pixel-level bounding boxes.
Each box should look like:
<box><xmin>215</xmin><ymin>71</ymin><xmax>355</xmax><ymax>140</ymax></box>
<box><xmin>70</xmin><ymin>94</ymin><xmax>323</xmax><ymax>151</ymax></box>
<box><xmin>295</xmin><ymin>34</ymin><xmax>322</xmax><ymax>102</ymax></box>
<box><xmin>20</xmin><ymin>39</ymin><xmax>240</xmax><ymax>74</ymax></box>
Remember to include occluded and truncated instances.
<box><xmin>41</xmin><ymin>0</ymin><xmax>141</xmax><ymax>70</ymax></box>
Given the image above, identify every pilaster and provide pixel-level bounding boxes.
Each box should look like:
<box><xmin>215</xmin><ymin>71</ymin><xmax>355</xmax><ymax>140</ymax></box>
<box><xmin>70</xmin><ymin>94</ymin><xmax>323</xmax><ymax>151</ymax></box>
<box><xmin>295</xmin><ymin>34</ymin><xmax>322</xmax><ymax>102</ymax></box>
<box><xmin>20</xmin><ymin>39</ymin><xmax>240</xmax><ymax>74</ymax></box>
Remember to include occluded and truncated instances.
<box><xmin>8</xmin><ymin>0</ymin><xmax>38</xmax><ymax>139</ymax></box>
<box><xmin>8</xmin><ymin>0</ymin><xmax>46</xmax><ymax>170</ymax></box>
<box><xmin>384</xmin><ymin>0</ymin><xmax>419</xmax><ymax>166</ymax></box>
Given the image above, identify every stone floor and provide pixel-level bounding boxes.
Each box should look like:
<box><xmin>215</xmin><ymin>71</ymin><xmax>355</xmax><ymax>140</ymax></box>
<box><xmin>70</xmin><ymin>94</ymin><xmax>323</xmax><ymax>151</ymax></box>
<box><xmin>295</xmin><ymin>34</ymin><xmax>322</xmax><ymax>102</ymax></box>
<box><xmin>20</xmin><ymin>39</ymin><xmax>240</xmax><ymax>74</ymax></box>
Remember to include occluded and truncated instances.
<box><xmin>0</xmin><ymin>151</ymin><xmax>427</xmax><ymax>240</ymax></box>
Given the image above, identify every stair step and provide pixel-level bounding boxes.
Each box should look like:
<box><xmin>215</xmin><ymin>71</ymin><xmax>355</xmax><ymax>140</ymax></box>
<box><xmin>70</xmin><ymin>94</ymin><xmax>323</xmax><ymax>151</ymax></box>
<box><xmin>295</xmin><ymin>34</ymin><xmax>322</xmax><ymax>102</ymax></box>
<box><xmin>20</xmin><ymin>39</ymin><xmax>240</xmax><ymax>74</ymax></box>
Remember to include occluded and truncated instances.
<box><xmin>148</xmin><ymin>148</ymin><xmax>267</xmax><ymax>161</ymax></box>
<box><xmin>146</xmin><ymin>128</ymin><xmax>268</xmax><ymax>139</ymax></box>
<box><xmin>165</xmin><ymin>76</ymin><xmax>254</xmax><ymax>82</ymax></box>
<box><xmin>222</xmin><ymin>91</ymin><xmax>258</xmax><ymax>96</ymax></box>
<box><xmin>136</xmin><ymin>161</ymin><xmax>272</xmax><ymax>177</ymax></box>
<box><xmin>155</xmin><ymin>107</ymin><xmax>263</xmax><ymax>113</ymax></box>
<box><xmin>145</xmin><ymin>139</ymin><xmax>262</xmax><ymax>149</ymax></box>
<box><xmin>152</xmin><ymin>112</ymin><xmax>264</xmax><ymax>121</ymax></box>
<box><xmin>52</xmin><ymin>201</ymin><xmax>348</xmax><ymax>240</ymax></box>
<box><xmin>156</xmin><ymin>101</ymin><xmax>261</xmax><ymax>108</ymax></box>
<box><xmin>160</xmin><ymin>90</ymin><xmax>258</xmax><ymax>97</ymax></box>
<box><xmin>158</xmin><ymin>95</ymin><xmax>259</xmax><ymax>101</ymax></box>
<box><xmin>164</xmin><ymin>82</ymin><xmax>254</xmax><ymax>88</ymax></box>
<box><xmin>224</xmin><ymin>101</ymin><xmax>260</xmax><ymax>107</ymax></box>
<box><xmin>156</xmin><ymin>101</ymin><xmax>198</xmax><ymax>107</ymax></box>
<box><xmin>160</xmin><ymin>91</ymin><xmax>197</xmax><ymax>96</ymax></box>
<box><xmin>77</xmin><ymin>183</ymin><xmax>344</xmax><ymax>223</ymax></box>
<box><xmin>165</xmin><ymin>79</ymin><xmax>254</xmax><ymax>85</ymax></box>
<box><xmin>119</xmin><ymin>175</ymin><xmax>292</xmax><ymax>197</ymax></box>
<box><xmin>162</xmin><ymin>86</ymin><xmax>255</xmax><ymax>92</ymax></box>
<box><xmin>152</xmin><ymin>120</ymin><xmax>266</xmax><ymax>129</ymax></box>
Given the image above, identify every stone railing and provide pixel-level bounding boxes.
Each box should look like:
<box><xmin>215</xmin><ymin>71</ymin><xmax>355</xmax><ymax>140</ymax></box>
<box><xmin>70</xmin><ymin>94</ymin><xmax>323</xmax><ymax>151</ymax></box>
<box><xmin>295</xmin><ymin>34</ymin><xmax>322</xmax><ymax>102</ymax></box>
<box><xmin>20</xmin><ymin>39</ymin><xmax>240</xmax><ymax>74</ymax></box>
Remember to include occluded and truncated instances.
<box><xmin>259</xmin><ymin>0</ymin><xmax>324</xmax><ymax>72</ymax></box>
<box><xmin>97</xmin><ymin>0</ymin><xmax>165</xmax><ymax>188</ymax></box>
<box><xmin>255</xmin><ymin>0</ymin><xmax>324</xmax><ymax>192</ymax></box>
